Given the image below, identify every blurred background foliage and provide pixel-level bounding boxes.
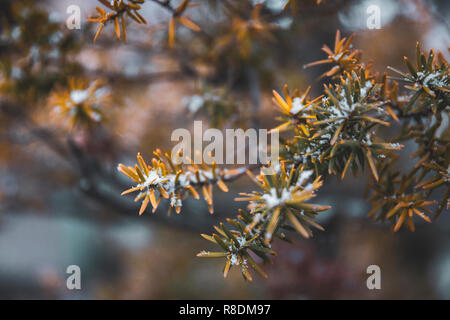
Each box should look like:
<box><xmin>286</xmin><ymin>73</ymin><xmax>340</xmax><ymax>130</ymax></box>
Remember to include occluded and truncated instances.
<box><xmin>0</xmin><ymin>0</ymin><xmax>449</xmax><ymax>299</ymax></box>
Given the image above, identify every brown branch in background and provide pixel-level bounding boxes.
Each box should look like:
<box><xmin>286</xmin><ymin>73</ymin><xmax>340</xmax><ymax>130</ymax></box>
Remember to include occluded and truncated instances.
<box><xmin>247</xmin><ymin>66</ymin><xmax>261</xmax><ymax>129</ymax></box>
<box><xmin>0</xmin><ymin>99</ymin><xmax>70</xmax><ymax>160</ymax></box>
<box><xmin>0</xmin><ymin>98</ymin><xmax>259</xmax><ymax>233</ymax></box>
<box><xmin>150</xmin><ymin>0</ymin><xmax>176</xmax><ymax>13</ymax></box>
<box><xmin>87</xmin><ymin>70</ymin><xmax>188</xmax><ymax>85</ymax></box>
